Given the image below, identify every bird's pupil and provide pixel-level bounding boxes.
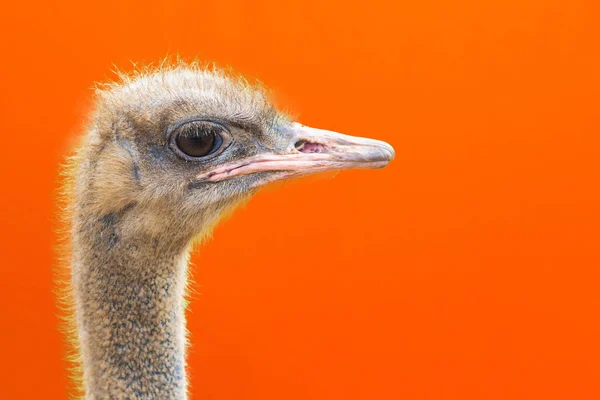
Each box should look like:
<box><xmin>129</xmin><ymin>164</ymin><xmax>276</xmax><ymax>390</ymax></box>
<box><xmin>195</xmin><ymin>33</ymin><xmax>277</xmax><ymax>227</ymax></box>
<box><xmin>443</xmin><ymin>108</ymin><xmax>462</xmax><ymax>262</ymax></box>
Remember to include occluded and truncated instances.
<box><xmin>176</xmin><ymin>124</ymin><xmax>220</xmax><ymax>157</ymax></box>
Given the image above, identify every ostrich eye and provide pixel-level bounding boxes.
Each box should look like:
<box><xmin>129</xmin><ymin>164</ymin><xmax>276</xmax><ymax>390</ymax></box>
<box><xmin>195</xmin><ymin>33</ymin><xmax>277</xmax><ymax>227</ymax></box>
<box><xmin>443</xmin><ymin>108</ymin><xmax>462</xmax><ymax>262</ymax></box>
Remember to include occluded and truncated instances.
<box><xmin>174</xmin><ymin>121</ymin><xmax>225</xmax><ymax>158</ymax></box>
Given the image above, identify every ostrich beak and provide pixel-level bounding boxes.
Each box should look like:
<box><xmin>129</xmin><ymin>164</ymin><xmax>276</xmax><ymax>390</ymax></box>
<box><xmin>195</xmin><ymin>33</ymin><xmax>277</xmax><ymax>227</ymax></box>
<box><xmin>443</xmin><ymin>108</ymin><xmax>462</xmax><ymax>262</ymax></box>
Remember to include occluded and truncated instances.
<box><xmin>194</xmin><ymin>122</ymin><xmax>395</xmax><ymax>185</ymax></box>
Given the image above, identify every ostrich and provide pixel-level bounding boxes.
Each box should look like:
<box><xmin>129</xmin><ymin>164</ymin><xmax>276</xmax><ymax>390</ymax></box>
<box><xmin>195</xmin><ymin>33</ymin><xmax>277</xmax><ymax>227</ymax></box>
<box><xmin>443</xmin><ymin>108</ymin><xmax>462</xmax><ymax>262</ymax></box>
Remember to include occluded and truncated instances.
<box><xmin>59</xmin><ymin>63</ymin><xmax>394</xmax><ymax>399</ymax></box>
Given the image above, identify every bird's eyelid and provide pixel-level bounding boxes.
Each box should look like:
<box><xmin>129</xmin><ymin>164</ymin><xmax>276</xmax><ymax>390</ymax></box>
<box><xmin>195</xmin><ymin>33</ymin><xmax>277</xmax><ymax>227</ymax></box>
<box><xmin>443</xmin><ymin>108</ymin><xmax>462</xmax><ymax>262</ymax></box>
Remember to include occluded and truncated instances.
<box><xmin>165</xmin><ymin>117</ymin><xmax>230</xmax><ymax>141</ymax></box>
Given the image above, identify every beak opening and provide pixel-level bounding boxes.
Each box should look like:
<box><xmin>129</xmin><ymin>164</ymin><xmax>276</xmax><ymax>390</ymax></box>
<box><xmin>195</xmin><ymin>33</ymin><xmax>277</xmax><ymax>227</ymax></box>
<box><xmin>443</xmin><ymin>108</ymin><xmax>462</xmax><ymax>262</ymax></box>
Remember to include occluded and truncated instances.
<box><xmin>194</xmin><ymin>122</ymin><xmax>395</xmax><ymax>185</ymax></box>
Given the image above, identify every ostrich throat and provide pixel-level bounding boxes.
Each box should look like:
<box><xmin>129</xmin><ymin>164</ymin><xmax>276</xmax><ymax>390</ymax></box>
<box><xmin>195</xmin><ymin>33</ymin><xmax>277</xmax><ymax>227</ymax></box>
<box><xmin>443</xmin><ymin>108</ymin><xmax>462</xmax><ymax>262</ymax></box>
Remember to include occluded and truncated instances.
<box><xmin>72</xmin><ymin>201</ymin><xmax>223</xmax><ymax>399</ymax></box>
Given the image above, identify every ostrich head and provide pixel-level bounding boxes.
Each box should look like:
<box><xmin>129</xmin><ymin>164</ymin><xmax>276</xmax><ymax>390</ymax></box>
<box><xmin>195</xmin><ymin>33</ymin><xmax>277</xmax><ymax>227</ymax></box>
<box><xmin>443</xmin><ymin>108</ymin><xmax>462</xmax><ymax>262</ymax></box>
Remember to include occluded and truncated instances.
<box><xmin>75</xmin><ymin>65</ymin><xmax>394</xmax><ymax>249</ymax></box>
<box><xmin>65</xmin><ymin>64</ymin><xmax>395</xmax><ymax>398</ymax></box>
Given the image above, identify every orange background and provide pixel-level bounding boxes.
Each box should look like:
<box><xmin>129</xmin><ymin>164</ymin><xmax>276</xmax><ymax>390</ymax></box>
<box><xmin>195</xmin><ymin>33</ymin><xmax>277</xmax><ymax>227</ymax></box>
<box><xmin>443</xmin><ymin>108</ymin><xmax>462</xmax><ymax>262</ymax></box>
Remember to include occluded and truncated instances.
<box><xmin>1</xmin><ymin>0</ymin><xmax>599</xmax><ymax>399</ymax></box>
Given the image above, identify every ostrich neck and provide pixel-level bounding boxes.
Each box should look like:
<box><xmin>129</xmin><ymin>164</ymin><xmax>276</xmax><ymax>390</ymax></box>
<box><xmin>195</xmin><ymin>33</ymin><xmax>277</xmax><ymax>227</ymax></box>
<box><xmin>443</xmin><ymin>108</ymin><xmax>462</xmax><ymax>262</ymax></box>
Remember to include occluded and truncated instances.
<box><xmin>72</xmin><ymin>205</ymin><xmax>193</xmax><ymax>399</ymax></box>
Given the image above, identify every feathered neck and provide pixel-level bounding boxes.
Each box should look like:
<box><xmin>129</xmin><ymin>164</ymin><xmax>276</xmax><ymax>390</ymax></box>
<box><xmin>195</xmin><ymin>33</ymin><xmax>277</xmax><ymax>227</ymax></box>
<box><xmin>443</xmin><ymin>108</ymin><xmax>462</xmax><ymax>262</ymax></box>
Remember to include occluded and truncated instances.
<box><xmin>71</xmin><ymin>202</ymin><xmax>193</xmax><ymax>399</ymax></box>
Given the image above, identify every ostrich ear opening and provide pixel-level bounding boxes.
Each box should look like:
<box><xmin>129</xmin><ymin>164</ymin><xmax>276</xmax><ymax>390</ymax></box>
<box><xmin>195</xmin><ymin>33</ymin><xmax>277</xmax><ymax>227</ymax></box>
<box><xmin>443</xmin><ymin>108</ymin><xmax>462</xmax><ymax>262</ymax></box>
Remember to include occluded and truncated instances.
<box><xmin>194</xmin><ymin>122</ymin><xmax>395</xmax><ymax>185</ymax></box>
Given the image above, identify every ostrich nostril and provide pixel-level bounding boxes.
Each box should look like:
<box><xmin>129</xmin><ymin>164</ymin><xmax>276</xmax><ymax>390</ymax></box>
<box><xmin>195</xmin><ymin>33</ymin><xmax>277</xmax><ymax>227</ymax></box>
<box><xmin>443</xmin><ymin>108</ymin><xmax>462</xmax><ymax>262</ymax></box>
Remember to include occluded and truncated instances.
<box><xmin>295</xmin><ymin>140</ymin><xmax>326</xmax><ymax>153</ymax></box>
